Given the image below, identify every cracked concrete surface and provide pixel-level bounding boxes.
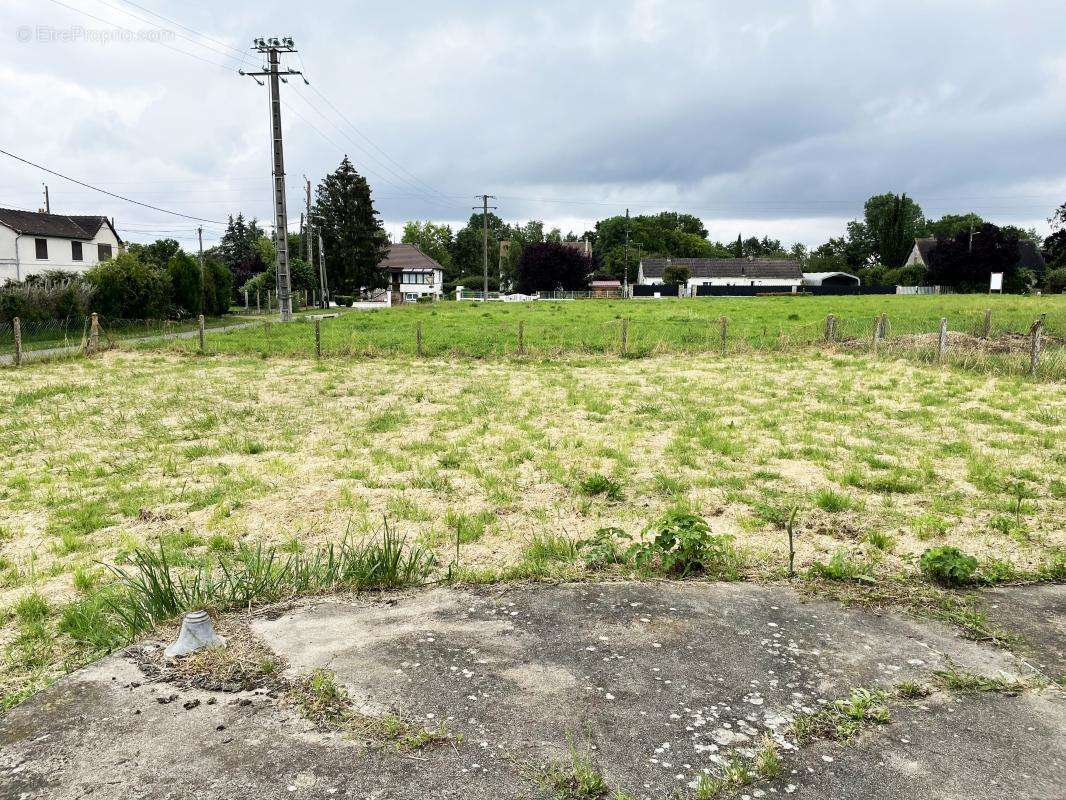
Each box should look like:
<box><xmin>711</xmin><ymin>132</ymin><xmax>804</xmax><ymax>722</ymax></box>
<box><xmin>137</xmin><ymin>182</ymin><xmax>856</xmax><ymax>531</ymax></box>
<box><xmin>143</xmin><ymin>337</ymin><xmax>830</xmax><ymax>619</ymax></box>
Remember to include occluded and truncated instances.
<box><xmin>1</xmin><ymin>582</ymin><xmax>1063</xmax><ymax>799</ymax></box>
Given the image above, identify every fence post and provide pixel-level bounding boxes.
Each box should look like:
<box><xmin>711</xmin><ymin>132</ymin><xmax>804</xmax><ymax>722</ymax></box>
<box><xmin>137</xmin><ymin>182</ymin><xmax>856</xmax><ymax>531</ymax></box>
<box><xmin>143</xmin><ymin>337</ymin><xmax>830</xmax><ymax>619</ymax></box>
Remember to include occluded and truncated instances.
<box><xmin>163</xmin><ymin>319</ymin><xmax>171</xmax><ymax>339</ymax></box>
<box><xmin>416</xmin><ymin>320</ymin><xmax>424</xmax><ymax>357</ymax></box>
<box><xmin>620</xmin><ymin>317</ymin><xmax>629</xmax><ymax>355</ymax></box>
<box><xmin>878</xmin><ymin>313</ymin><xmax>888</xmax><ymax>340</ymax></box>
<box><xmin>256</xmin><ymin>291</ymin><xmax>261</xmax><ymax>313</ymax></box>
<box><xmin>824</xmin><ymin>314</ymin><xmax>836</xmax><ymax>343</ymax></box>
<box><xmin>315</xmin><ymin>317</ymin><xmax>322</xmax><ymax>359</ymax></box>
<box><xmin>244</xmin><ymin>290</ymin><xmax>249</xmax><ymax>311</ymax></box>
<box><xmin>88</xmin><ymin>312</ymin><xmax>100</xmax><ymax>354</ymax></box>
<box><xmin>981</xmin><ymin>308</ymin><xmax>992</xmax><ymax>339</ymax></box>
<box><xmin>198</xmin><ymin>314</ymin><xmax>205</xmax><ymax>353</ymax></box>
<box><xmin>517</xmin><ymin>319</ymin><xmax>525</xmax><ymax>355</ymax></box>
<box><xmin>13</xmin><ymin>317</ymin><xmax>22</xmax><ymax>367</ymax></box>
<box><xmin>1029</xmin><ymin>315</ymin><xmax>1044</xmax><ymax>378</ymax></box>
<box><xmin>719</xmin><ymin>316</ymin><xmax>728</xmax><ymax>350</ymax></box>
<box><xmin>937</xmin><ymin>317</ymin><xmax>948</xmax><ymax>364</ymax></box>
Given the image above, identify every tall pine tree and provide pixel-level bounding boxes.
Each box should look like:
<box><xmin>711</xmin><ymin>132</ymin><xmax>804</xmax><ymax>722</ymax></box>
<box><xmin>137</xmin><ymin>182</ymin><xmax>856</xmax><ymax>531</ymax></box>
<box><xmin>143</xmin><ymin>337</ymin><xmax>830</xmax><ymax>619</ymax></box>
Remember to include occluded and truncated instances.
<box><xmin>311</xmin><ymin>156</ymin><xmax>390</xmax><ymax>294</ymax></box>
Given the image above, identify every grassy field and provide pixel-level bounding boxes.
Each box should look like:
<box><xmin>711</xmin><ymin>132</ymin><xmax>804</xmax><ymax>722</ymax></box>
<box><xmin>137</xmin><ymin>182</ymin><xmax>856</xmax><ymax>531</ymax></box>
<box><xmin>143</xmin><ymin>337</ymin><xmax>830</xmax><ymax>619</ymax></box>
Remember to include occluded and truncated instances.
<box><xmin>139</xmin><ymin>295</ymin><xmax>1066</xmax><ymax>377</ymax></box>
<box><xmin>1</xmin><ymin>343</ymin><xmax>1063</xmax><ymax>706</ymax></box>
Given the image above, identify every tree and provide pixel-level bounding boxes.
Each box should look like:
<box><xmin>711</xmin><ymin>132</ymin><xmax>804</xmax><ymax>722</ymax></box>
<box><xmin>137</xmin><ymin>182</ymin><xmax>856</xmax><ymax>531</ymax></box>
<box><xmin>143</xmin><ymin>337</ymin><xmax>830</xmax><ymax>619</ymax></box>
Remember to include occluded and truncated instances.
<box><xmin>662</xmin><ymin>263</ymin><xmax>690</xmax><ymax>285</ymax></box>
<box><xmin>925</xmin><ymin>213</ymin><xmax>984</xmax><ymax>240</ymax></box>
<box><xmin>926</xmin><ymin>223</ymin><xmax>1022</xmax><ymax>291</ymax></box>
<box><xmin>215</xmin><ymin>214</ymin><xmax>267</xmax><ymax>296</ymax></box>
<box><xmin>1043</xmin><ymin>202</ymin><xmax>1066</xmax><ymax>272</ymax></box>
<box><xmin>515</xmin><ymin>242</ymin><xmax>593</xmax><ymax>293</ymax></box>
<box><xmin>877</xmin><ymin>193</ymin><xmax>916</xmax><ymax>269</ymax></box>
<box><xmin>128</xmin><ymin>238</ymin><xmax>182</xmax><ymax>269</ymax></box>
<box><xmin>310</xmin><ymin>156</ymin><xmax>390</xmax><ymax>295</ymax></box>
<box><xmin>202</xmin><ymin>257</ymin><xmax>233</xmax><ymax>316</ymax></box>
<box><xmin>401</xmin><ymin>220</ymin><xmax>454</xmax><ymax>277</ymax></box>
<box><xmin>85</xmin><ymin>251</ymin><xmax>171</xmax><ymax>319</ymax></box>
<box><xmin>451</xmin><ymin>212</ymin><xmax>508</xmax><ymax>283</ymax></box>
<box><xmin>167</xmin><ymin>252</ymin><xmax>203</xmax><ymax>316</ymax></box>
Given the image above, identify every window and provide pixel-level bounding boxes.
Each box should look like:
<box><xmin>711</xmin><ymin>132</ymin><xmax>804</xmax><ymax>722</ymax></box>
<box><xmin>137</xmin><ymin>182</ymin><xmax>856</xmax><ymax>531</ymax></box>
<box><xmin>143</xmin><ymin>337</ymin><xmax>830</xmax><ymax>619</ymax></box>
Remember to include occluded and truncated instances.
<box><xmin>401</xmin><ymin>271</ymin><xmax>432</xmax><ymax>285</ymax></box>
<box><xmin>71</xmin><ymin>241</ymin><xmax>83</xmax><ymax>261</ymax></box>
<box><xmin>98</xmin><ymin>243</ymin><xmax>113</xmax><ymax>262</ymax></box>
<box><xmin>35</xmin><ymin>238</ymin><xmax>48</xmax><ymax>259</ymax></box>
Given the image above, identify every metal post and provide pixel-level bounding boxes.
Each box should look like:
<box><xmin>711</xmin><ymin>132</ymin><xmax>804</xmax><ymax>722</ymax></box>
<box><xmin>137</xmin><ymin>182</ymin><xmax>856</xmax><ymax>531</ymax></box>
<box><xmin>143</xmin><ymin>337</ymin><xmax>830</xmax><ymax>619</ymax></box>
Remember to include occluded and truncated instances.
<box><xmin>197</xmin><ymin>226</ymin><xmax>205</xmax><ymax>315</ymax></box>
<box><xmin>314</xmin><ymin>316</ymin><xmax>321</xmax><ymax>359</ymax></box>
<box><xmin>257</xmin><ymin>291</ymin><xmax>261</xmax><ymax>313</ymax></box>
<box><xmin>244</xmin><ymin>290</ymin><xmax>249</xmax><ymax>311</ymax></box>
<box><xmin>982</xmin><ymin>308</ymin><xmax>992</xmax><ymax>339</ymax></box>
<box><xmin>13</xmin><ymin>317</ymin><xmax>22</xmax><ymax>367</ymax></box>
<box><xmin>937</xmin><ymin>317</ymin><xmax>948</xmax><ymax>363</ymax></box>
<box><xmin>1029</xmin><ymin>315</ymin><xmax>1044</xmax><ymax>378</ymax></box>
<box><xmin>517</xmin><ymin>319</ymin><xmax>525</xmax><ymax>355</ymax></box>
<box><xmin>198</xmin><ymin>314</ymin><xmax>205</xmax><ymax>353</ymax></box>
<box><xmin>416</xmin><ymin>320</ymin><xmax>424</xmax><ymax>357</ymax></box>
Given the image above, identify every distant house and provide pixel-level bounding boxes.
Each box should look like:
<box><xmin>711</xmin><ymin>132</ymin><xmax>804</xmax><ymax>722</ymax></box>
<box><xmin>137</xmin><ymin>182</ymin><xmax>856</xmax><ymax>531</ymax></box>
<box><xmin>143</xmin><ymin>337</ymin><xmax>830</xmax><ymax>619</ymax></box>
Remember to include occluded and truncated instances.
<box><xmin>905</xmin><ymin>237</ymin><xmax>1046</xmax><ymax>273</ymax></box>
<box><xmin>638</xmin><ymin>257</ymin><xmax>803</xmax><ymax>290</ymax></box>
<box><xmin>561</xmin><ymin>239</ymin><xmax>593</xmax><ymax>258</ymax></box>
<box><xmin>0</xmin><ymin>208</ymin><xmax>122</xmax><ymax>282</ymax></box>
<box><xmin>803</xmin><ymin>271</ymin><xmax>860</xmax><ymax>287</ymax></box>
<box><xmin>379</xmin><ymin>243</ymin><xmax>445</xmax><ymax>303</ymax></box>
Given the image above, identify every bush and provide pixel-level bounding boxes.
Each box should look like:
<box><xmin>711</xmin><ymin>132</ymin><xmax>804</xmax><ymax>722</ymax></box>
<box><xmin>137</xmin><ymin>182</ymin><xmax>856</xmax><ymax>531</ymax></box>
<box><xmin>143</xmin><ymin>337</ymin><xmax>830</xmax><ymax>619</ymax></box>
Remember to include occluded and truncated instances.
<box><xmin>241</xmin><ymin>257</ymin><xmax>316</xmax><ymax>296</ymax></box>
<box><xmin>882</xmin><ymin>263</ymin><xmax>927</xmax><ymax>286</ymax></box>
<box><xmin>0</xmin><ymin>279</ymin><xmax>94</xmax><ymax>323</ymax></box>
<box><xmin>203</xmin><ymin>257</ymin><xmax>233</xmax><ymax>315</ymax></box>
<box><xmin>85</xmin><ymin>252</ymin><xmax>171</xmax><ymax>320</ymax></box>
<box><xmin>919</xmin><ymin>546</ymin><xmax>978</xmax><ymax>587</ymax></box>
<box><xmin>1044</xmin><ymin>267</ymin><xmax>1066</xmax><ymax>293</ymax></box>
<box><xmin>167</xmin><ymin>252</ymin><xmax>203</xmax><ymax>316</ymax></box>
<box><xmin>632</xmin><ymin>510</ymin><xmax>739</xmax><ymax>578</ymax></box>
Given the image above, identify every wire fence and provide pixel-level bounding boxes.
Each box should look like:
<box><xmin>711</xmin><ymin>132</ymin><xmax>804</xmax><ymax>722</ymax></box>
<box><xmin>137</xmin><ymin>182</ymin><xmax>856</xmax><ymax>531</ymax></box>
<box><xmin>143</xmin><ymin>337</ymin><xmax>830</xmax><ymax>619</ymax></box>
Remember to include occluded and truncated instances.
<box><xmin>3</xmin><ymin>308</ymin><xmax>1062</xmax><ymax>380</ymax></box>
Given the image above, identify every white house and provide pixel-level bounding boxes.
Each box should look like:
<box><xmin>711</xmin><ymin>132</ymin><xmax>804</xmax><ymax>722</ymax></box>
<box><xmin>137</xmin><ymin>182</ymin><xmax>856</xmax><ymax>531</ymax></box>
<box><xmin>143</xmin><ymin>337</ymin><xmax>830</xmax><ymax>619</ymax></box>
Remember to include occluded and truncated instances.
<box><xmin>638</xmin><ymin>257</ymin><xmax>803</xmax><ymax>292</ymax></box>
<box><xmin>0</xmin><ymin>208</ymin><xmax>123</xmax><ymax>282</ymax></box>
<box><xmin>380</xmin><ymin>243</ymin><xmax>445</xmax><ymax>303</ymax></box>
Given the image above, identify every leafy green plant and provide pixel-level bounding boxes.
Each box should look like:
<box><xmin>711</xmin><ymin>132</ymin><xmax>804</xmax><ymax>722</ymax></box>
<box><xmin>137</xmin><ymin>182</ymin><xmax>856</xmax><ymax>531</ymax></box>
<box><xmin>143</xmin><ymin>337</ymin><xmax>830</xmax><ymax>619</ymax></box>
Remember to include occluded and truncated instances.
<box><xmin>536</xmin><ymin>733</ymin><xmax>609</xmax><ymax>799</ymax></box>
<box><xmin>631</xmin><ymin>510</ymin><xmax>739</xmax><ymax>578</ymax></box>
<box><xmin>792</xmin><ymin>687</ymin><xmax>890</xmax><ymax>744</ymax></box>
<box><xmin>919</xmin><ymin>546</ymin><xmax>978</xmax><ymax>587</ymax></box>
<box><xmin>577</xmin><ymin>527</ymin><xmax>632</xmax><ymax>570</ymax></box>
<box><xmin>578</xmin><ymin>474</ymin><xmax>623</xmax><ymax>502</ymax></box>
<box><xmin>806</xmin><ymin>550</ymin><xmax>875</xmax><ymax>583</ymax></box>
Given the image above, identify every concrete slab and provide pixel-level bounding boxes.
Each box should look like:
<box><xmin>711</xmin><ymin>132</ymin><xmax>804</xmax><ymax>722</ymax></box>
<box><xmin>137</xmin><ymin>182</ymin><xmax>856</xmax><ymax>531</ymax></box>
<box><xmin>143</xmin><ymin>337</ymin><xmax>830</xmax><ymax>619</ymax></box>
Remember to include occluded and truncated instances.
<box><xmin>981</xmin><ymin>583</ymin><xmax>1065</xmax><ymax>679</ymax></box>
<box><xmin>1</xmin><ymin>582</ymin><xmax>1062</xmax><ymax>800</ymax></box>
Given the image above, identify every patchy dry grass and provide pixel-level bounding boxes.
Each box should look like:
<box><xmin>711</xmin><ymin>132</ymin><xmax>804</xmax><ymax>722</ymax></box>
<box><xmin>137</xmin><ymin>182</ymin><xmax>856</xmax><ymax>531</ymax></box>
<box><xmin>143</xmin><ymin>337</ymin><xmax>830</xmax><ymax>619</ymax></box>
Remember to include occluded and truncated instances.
<box><xmin>0</xmin><ymin>348</ymin><xmax>1063</xmax><ymax>705</ymax></box>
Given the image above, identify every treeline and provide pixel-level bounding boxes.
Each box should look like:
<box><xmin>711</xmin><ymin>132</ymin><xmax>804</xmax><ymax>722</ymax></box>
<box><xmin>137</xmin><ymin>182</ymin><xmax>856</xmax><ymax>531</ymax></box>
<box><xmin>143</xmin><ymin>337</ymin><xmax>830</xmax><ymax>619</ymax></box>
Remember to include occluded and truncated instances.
<box><xmin>402</xmin><ymin>194</ymin><xmax>1066</xmax><ymax>293</ymax></box>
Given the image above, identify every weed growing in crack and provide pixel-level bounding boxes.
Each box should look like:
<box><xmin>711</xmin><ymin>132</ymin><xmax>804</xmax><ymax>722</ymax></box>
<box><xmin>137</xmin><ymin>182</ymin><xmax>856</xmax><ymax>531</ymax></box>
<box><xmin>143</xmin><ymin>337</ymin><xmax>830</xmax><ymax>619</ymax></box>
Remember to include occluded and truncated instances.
<box><xmin>534</xmin><ymin>733</ymin><xmax>609</xmax><ymax>800</ymax></box>
<box><xmin>792</xmin><ymin>687</ymin><xmax>891</xmax><ymax>744</ymax></box>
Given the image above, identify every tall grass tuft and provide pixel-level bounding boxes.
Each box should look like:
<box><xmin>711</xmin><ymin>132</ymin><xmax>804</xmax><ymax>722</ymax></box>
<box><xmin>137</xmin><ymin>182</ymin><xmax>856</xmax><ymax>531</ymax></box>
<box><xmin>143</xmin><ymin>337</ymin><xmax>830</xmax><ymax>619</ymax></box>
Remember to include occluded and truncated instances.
<box><xmin>102</xmin><ymin>521</ymin><xmax>434</xmax><ymax>638</ymax></box>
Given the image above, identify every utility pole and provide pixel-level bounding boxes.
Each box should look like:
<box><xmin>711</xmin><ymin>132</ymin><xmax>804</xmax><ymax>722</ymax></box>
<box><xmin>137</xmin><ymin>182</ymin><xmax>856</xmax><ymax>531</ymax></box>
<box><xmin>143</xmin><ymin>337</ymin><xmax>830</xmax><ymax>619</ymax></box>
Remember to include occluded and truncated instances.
<box><xmin>304</xmin><ymin>176</ymin><xmax>316</xmax><ymax>303</ymax></box>
<box><xmin>197</xmin><ymin>226</ymin><xmax>205</xmax><ymax>314</ymax></box>
<box><xmin>241</xmin><ymin>37</ymin><xmax>306</xmax><ymax>321</ymax></box>
<box><xmin>42</xmin><ymin>184</ymin><xmax>50</xmax><ymax>214</ymax></box>
<box><xmin>318</xmin><ymin>233</ymin><xmax>328</xmax><ymax>307</ymax></box>
<box><xmin>623</xmin><ymin>207</ymin><xmax>630</xmax><ymax>296</ymax></box>
<box><xmin>474</xmin><ymin>194</ymin><xmax>497</xmax><ymax>300</ymax></box>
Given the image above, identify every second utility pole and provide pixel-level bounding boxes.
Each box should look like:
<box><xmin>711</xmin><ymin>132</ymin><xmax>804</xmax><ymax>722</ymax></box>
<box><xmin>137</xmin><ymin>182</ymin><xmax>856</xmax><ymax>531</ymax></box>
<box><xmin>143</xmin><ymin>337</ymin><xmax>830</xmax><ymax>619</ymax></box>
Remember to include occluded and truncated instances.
<box><xmin>241</xmin><ymin>37</ymin><xmax>304</xmax><ymax>321</ymax></box>
<box><xmin>475</xmin><ymin>194</ymin><xmax>497</xmax><ymax>301</ymax></box>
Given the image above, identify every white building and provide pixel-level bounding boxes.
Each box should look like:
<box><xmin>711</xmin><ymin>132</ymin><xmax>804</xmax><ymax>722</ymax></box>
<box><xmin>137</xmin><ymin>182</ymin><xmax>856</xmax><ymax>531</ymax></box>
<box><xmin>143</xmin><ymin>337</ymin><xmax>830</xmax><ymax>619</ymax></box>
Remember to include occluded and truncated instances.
<box><xmin>0</xmin><ymin>208</ymin><xmax>122</xmax><ymax>282</ymax></box>
<box><xmin>638</xmin><ymin>257</ymin><xmax>803</xmax><ymax>292</ymax></box>
<box><xmin>380</xmin><ymin>243</ymin><xmax>445</xmax><ymax>303</ymax></box>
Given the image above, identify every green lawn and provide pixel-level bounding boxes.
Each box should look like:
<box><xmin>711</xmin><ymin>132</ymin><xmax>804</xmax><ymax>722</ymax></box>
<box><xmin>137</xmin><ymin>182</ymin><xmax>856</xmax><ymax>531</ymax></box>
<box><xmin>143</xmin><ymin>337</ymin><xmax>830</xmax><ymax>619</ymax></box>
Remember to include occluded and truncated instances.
<box><xmin>141</xmin><ymin>294</ymin><xmax>1066</xmax><ymax>377</ymax></box>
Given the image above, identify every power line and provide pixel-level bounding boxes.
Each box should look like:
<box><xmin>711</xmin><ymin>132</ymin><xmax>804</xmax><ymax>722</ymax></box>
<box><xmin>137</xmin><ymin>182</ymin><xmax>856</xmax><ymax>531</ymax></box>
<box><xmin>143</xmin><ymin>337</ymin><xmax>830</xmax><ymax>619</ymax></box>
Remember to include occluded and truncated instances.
<box><xmin>0</xmin><ymin>147</ymin><xmax>226</xmax><ymax>224</ymax></box>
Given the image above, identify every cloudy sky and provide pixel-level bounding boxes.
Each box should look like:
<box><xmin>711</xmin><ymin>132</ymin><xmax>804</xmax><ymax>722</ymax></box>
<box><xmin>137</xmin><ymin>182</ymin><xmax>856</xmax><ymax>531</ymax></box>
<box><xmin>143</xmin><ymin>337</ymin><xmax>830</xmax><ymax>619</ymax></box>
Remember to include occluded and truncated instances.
<box><xmin>2</xmin><ymin>0</ymin><xmax>1064</xmax><ymax>250</ymax></box>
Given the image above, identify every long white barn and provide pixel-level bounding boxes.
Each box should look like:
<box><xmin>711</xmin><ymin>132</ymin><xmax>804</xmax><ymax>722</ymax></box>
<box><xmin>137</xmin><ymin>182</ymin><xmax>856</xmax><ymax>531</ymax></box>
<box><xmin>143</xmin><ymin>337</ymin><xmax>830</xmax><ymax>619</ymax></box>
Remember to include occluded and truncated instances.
<box><xmin>0</xmin><ymin>208</ymin><xmax>123</xmax><ymax>282</ymax></box>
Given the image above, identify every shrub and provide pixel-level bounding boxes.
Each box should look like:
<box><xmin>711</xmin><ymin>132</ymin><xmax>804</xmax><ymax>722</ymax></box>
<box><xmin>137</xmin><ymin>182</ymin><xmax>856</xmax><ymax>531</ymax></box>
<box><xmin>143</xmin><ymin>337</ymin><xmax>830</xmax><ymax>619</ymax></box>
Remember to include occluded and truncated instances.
<box><xmin>814</xmin><ymin>488</ymin><xmax>853</xmax><ymax>513</ymax></box>
<box><xmin>85</xmin><ymin>251</ymin><xmax>171</xmax><ymax>319</ymax></box>
<box><xmin>633</xmin><ymin>510</ymin><xmax>739</xmax><ymax>578</ymax></box>
<box><xmin>919</xmin><ymin>546</ymin><xmax>978</xmax><ymax>587</ymax></box>
<box><xmin>577</xmin><ymin>527</ymin><xmax>632</xmax><ymax>569</ymax></box>
<box><xmin>167</xmin><ymin>252</ymin><xmax>203</xmax><ymax>316</ymax></box>
<box><xmin>203</xmin><ymin>257</ymin><xmax>233</xmax><ymax>315</ymax></box>
<box><xmin>0</xmin><ymin>278</ymin><xmax>93</xmax><ymax>323</ymax></box>
<box><xmin>1043</xmin><ymin>266</ymin><xmax>1066</xmax><ymax>293</ymax></box>
<box><xmin>806</xmin><ymin>550</ymin><xmax>875</xmax><ymax>583</ymax></box>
